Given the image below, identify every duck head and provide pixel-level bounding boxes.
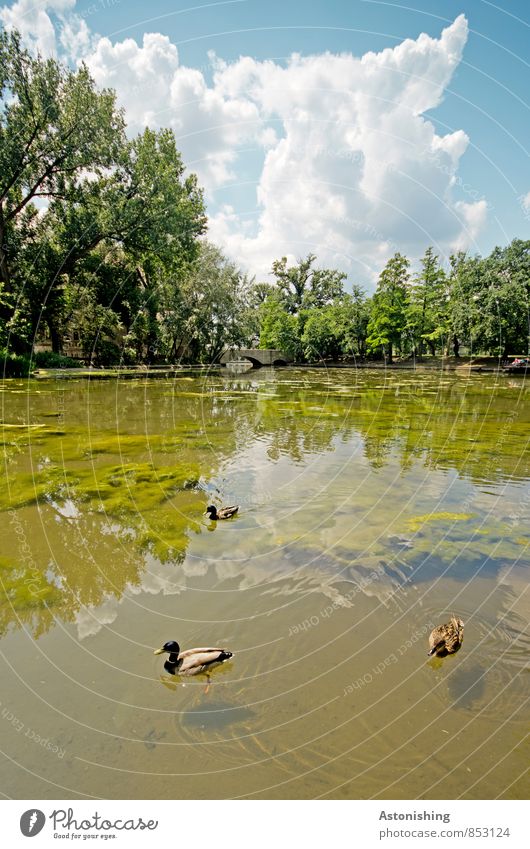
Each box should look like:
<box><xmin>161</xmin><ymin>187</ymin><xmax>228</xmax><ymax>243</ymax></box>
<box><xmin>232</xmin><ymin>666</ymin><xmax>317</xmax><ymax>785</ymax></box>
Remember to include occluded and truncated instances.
<box><xmin>205</xmin><ymin>505</ymin><xmax>218</xmax><ymax>519</ymax></box>
<box><xmin>451</xmin><ymin>616</ymin><xmax>464</xmax><ymax>635</ymax></box>
<box><xmin>154</xmin><ymin>640</ymin><xmax>180</xmax><ymax>657</ymax></box>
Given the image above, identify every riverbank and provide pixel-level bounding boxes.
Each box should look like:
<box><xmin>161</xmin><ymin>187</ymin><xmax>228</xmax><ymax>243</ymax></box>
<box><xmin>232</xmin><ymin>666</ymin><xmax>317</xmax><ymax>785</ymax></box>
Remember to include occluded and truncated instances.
<box><xmin>9</xmin><ymin>355</ymin><xmax>528</xmax><ymax>380</ymax></box>
<box><xmin>298</xmin><ymin>356</ymin><xmax>529</xmax><ymax>374</ymax></box>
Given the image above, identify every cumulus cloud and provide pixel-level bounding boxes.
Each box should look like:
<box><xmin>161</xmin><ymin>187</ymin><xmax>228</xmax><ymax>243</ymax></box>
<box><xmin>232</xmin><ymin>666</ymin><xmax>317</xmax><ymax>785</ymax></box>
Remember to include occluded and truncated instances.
<box><xmin>81</xmin><ymin>13</ymin><xmax>485</xmax><ymax>282</ymax></box>
<box><xmin>0</xmin><ymin>0</ymin><xmax>98</xmax><ymax>61</ymax></box>
<box><xmin>84</xmin><ymin>31</ymin><xmax>262</xmax><ymax>190</ymax></box>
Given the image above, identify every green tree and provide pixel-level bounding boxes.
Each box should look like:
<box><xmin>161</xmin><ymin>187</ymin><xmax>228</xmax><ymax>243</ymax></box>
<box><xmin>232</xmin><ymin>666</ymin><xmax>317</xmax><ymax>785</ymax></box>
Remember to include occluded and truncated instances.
<box><xmin>333</xmin><ymin>287</ymin><xmax>370</xmax><ymax>359</ymax></box>
<box><xmin>270</xmin><ymin>254</ymin><xmax>346</xmax><ymax>313</ymax></box>
<box><xmin>259</xmin><ymin>295</ymin><xmax>302</xmax><ymax>359</ymax></box>
<box><xmin>20</xmin><ymin>126</ymin><xmax>206</xmax><ymax>355</ymax></box>
<box><xmin>158</xmin><ymin>241</ymin><xmax>250</xmax><ymax>364</ymax></box>
<box><xmin>301</xmin><ymin>306</ymin><xmax>341</xmax><ymax>360</ymax></box>
<box><xmin>446</xmin><ymin>251</ymin><xmax>476</xmax><ymax>357</ymax></box>
<box><xmin>406</xmin><ymin>247</ymin><xmax>448</xmax><ymax>357</ymax></box>
<box><xmin>366</xmin><ymin>253</ymin><xmax>410</xmax><ymax>362</ymax></box>
<box><xmin>468</xmin><ymin>240</ymin><xmax>530</xmax><ymax>357</ymax></box>
<box><xmin>0</xmin><ymin>30</ymin><xmax>124</xmax><ymax>346</ymax></box>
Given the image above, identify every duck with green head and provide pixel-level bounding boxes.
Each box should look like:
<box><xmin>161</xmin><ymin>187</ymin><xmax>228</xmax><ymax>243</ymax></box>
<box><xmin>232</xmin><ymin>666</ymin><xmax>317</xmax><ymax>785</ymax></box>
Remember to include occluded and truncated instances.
<box><xmin>154</xmin><ymin>640</ymin><xmax>234</xmax><ymax>692</ymax></box>
<box><xmin>205</xmin><ymin>504</ymin><xmax>239</xmax><ymax>520</ymax></box>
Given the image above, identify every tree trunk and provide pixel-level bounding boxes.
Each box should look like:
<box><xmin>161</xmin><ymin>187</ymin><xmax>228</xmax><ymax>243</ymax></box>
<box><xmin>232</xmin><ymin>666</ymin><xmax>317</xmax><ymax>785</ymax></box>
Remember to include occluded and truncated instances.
<box><xmin>48</xmin><ymin>319</ymin><xmax>63</xmax><ymax>354</ymax></box>
<box><xmin>0</xmin><ymin>206</ymin><xmax>13</xmax><ymax>329</ymax></box>
<box><xmin>0</xmin><ymin>205</ymin><xmax>10</xmax><ymax>290</ymax></box>
<box><xmin>427</xmin><ymin>340</ymin><xmax>436</xmax><ymax>357</ymax></box>
<box><xmin>387</xmin><ymin>342</ymin><xmax>393</xmax><ymax>364</ymax></box>
<box><xmin>453</xmin><ymin>335</ymin><xmax>460</xmax><ymax>358</ymax></box>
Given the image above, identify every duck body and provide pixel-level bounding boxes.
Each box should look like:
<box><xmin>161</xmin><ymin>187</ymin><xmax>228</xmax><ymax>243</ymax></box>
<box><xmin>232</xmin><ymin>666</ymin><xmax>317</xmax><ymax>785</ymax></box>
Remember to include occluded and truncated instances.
<box><xmin>154</xmin><ymin>640</ymin><xmax>233</xmax><ymax>677</ymax></box>
<box><xmin>428</xmin><ymin>617</ymin><xmax>464</xmax><ymax>657</ymax></box>
<box><xmin>205</xmin><ymin>504</ymin><xmax>239</xmax><ymax>520</ymax></box>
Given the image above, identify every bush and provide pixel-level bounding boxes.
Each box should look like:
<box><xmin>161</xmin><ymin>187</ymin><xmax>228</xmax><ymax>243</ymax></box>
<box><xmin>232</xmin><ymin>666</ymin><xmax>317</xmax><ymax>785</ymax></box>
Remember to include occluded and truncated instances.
<box><xmin>0</xmin><ymin>350</ymin><xmax>32</xmax><ymax>378</ymax></box>
<box><xmin>32</xmin><ymin>351</ymin><xmax>80</xmax><ymax>369</ymax></box>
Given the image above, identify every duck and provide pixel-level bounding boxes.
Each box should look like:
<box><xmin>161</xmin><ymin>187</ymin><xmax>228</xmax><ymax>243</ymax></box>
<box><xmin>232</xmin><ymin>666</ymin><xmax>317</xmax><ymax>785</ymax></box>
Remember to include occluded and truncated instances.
<box><xmin>205</xmin><ymin>504</ymin><xmax>239</xmax><ymax>520</ymax></box>
<box><xmin>428</xmin><ymin>616</ymin><xmax>464</xmax><ymax>657</ymax></box>
<box><xmin>154</xmin><ymin>640</ymin><xmax>233</xmax><ymax>692</ymax></box>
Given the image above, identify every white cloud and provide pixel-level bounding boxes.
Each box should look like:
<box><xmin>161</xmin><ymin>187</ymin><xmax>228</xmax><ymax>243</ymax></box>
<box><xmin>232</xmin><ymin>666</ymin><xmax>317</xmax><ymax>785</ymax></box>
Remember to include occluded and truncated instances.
<box><xmin>0</xmin><ymin>0</ymin><xmax>98</xmax><ymax>61</ymax></box>
<box><xmin>521</xmin><ymin>191</ymin><xmax>530</xmax><ymax>213</ymax></box>
<box><xmin>452</xmin><ymin>199</ymin><xmax>489</xmax><ymax>252</ymax></box>
<box><xmin>85</xmin><ymin>32</ymin><xmax>262</xmax><ymax>190</ymax></box>
<box><xmin>0</xmin><ymin>0</ymin><xmax>76</xmax><ymax>56</ymax></box>
<box><xmin>84</xmin><ymin>14</ymin><xmax>482</xmax><ymax>282</ymax></box>
<box><xmin>206</xmin><ymin>14</ymin><xmax>483</xmax><ymax>279</ymax></box>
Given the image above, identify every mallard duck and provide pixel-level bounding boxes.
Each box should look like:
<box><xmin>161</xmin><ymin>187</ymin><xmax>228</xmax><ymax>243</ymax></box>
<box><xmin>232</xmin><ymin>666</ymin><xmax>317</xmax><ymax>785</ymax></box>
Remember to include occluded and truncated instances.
<box><xmin>205</xmin><ymin>504</ymin><xmax>239</xmax><ymax>520</ymax></box>
<box><xmin>428</xmin><ymin>616</ymin><xmax>464</xmax><ymax>657</ymax></box>
<box><xmin>154</xmin><ymin>640</ymin><xmax>233</xmax><ymax>692</ymax></box>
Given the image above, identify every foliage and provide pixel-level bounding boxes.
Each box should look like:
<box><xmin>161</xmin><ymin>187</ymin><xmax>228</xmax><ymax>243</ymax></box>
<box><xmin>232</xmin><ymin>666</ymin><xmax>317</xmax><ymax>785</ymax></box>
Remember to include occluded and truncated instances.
<box><xmin>33</xmin><ymin>351</ymin><xmax>79</xmax><ymax>368</ymax></box>
<box><xmin>259</xmin><ymin>296</ymin><xmax>302</xmax><ymax>359</ymax></box>
<box><xmin>0</xmin><ymin>349</ymin><xmax>32</xmax><ymax>377</ymax></box>
<box><xmin>366</xmin><ymin>253</ymin><xmax>410</xmax><ymax>362</ymax></box>
<box><xmin>406</xmin><ymin>247</ymin><xmax>448</xmax><ymax>357</ymax></box>
<box><xmin>158</xmin><ymin>241</ymin><xmax>253</xmax><ymax>364</ymax></box>
<box><xmin>270</xmin><ymin>254</ymin><xmax>346</xmax><ymax>313</ymax></box>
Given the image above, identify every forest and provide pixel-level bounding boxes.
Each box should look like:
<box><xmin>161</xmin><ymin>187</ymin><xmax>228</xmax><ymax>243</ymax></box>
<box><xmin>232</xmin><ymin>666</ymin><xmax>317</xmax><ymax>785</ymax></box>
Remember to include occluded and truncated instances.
<box><xmin>1</xmin><ymin>29</ymin><xmax>529</xmax><ymax>374</ymax></box>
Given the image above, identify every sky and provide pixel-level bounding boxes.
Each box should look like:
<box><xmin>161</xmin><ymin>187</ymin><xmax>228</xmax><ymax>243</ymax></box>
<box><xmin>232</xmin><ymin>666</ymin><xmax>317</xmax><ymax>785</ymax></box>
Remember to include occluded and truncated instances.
<box><xmin>1</xmin><ymin>0</ymin><xmax>529</xmax><ymax>288</ymax></box>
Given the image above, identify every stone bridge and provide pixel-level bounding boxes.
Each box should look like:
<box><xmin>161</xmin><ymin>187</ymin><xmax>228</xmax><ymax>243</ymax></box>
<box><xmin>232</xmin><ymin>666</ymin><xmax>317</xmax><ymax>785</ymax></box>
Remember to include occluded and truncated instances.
<box><xmin>220</xmin><ymin>348</ymin><xmax>293</xmax><ymax>368</ymax></box>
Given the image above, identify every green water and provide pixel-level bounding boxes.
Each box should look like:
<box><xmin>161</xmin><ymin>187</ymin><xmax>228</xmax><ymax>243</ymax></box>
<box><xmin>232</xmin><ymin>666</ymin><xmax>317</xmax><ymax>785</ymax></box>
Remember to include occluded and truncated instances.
<box><xmin>0</xmin><ymin>368</ymin><xmax>528</xmax><ymax>799</ymax></box>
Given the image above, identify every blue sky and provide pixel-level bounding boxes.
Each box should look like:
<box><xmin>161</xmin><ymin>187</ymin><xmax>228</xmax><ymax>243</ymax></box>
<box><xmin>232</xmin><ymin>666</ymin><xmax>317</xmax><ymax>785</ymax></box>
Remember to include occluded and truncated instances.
<box><xmin>1</xmin><ymin>0</ymin><xmax>529</xmax><ymax>287</ymax></box>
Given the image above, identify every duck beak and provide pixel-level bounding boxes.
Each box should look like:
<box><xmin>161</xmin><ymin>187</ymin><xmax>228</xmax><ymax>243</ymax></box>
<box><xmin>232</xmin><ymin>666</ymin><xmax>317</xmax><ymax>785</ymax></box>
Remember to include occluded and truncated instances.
<box><xmin>153</xmin><ymin>647</ymin><xmax>165</xmax><ymax>655</ymax></box>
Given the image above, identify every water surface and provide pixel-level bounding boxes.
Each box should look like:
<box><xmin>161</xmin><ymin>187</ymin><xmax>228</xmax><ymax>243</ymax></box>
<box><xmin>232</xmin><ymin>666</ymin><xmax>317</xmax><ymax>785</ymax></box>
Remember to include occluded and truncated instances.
<box><xmin>1</xmin><ymin>368</ymin><xmax>528</xmax><ymax>799</ymax></box>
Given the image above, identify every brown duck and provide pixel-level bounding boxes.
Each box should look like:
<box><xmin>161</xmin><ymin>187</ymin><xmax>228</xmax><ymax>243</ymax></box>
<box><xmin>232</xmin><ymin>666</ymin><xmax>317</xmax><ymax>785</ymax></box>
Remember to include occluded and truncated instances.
<box><xmin>428</xmin><ymin>616</ymin><xmax>464</xmax><ymax>657</ymax></box>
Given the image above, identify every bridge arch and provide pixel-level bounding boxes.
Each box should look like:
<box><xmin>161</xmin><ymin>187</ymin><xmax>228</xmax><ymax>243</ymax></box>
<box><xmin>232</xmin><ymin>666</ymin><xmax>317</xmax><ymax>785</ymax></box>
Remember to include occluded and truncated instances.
<box><xmin>220</xmin><ymin>348</ymin><xmax>293</xmax><ymax>368</ymax></box>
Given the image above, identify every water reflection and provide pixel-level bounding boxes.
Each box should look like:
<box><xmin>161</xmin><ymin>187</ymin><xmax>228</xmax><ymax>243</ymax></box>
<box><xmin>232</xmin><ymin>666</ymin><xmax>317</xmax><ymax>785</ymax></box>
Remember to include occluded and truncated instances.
<box><xmin>1</xmin><ymin>370</ymin><xmax>529</xmax><ymax>642</ymax></box>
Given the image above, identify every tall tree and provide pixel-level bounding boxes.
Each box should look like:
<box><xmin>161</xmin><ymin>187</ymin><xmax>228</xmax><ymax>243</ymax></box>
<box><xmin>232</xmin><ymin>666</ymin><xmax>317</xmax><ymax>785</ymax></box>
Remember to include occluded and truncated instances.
<box><xmin>0</xmin><ymin>30</ymin><xmax>124</xmax><ymax>303</ymax></box>
<box><xmin>406</xmin><ymin>247</ymin><xmax>448</xmax><ymax>357</ymax></box>
<box><xmin>20</xmin><ymin>127</ymin><xmax>206</xmax><ymax>354</ymax></box>
<box><xmin>468</xmin><ymin>240</ymin><xmax>530</xmax><ymax>357</ymax></box>
<box><xmin>366</xmin><ymin>253</ymin><xmax>410</xmax><ymax>363</ymax></box>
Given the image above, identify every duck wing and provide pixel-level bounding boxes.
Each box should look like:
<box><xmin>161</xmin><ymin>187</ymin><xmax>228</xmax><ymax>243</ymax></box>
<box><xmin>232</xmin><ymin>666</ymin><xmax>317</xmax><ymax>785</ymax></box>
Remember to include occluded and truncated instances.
<box><xmin>428</xmin><ymin>625</ymin><xmax>449</xmax><ymax>655</ymax></box>
<box><xmin>178</xmin><ymin>647</ymin><xmax>231</xmax><ymax>674</ymax></box>
<box><xmin>219</xmin><ymin>505</ymin><xmax>238</xmax><ymax>518</ymax></box>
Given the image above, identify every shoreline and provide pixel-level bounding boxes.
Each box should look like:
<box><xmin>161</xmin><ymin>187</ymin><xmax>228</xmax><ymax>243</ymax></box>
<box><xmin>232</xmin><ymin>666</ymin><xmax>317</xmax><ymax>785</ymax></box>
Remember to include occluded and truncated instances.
<box><xmin>3</xmin><ymin>356</ymin><xmax>527</xmax><ymax>381</ymax></box>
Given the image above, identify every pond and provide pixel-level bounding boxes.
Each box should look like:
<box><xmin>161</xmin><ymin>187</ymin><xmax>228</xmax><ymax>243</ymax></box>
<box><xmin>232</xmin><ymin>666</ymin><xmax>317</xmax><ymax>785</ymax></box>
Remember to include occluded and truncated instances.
<box><xmin>0</xmin><ymin>367</ymin><xmax>528</xmax><ymax>799</ymax></box>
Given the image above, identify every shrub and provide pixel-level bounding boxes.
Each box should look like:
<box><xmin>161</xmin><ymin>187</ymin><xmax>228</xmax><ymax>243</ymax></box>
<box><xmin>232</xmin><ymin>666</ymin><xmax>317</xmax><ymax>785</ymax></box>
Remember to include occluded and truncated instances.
<box><xmin>0</xmin><ymin>350</ymin><xmax>32</xmax><ymax>377</ymax></box>
<box><xmin>32</xmin><ymin>351</ymin><xmax>80</xmax><ymax>369</ymax></box>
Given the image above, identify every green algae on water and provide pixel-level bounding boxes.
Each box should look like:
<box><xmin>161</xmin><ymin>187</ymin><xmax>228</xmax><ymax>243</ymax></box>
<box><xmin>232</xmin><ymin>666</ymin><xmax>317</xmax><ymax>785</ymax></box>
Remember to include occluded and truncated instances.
<box><xmin>406</xmin><ymin>512</ymin><xmax>476</xmax><ymax>532</ymax></box>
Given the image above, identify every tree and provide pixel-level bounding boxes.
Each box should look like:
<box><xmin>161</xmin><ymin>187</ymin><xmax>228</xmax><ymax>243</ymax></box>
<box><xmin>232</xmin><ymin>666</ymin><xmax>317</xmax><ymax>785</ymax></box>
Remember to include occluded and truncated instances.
<box><xmin>259</xmin><ymin>295</ymin><xmax>302</xmax><ymax>359</ymax></box>
<box><xmin>406</xmin><ymin>247</ymin><xmax>448</xmax><ymax>357</ymax></box>
<box><xmin>446</xmin><ymin>251</ymin><xmax>476</xmax><ymax>357</ymax></box>
<box><xmin>366</xmin><ymin>253</ymin><xmax>410</xmax><ymax>362</ymax></box>
<box><xmin>301</xmin><ymin>306</ymin><xmax>341</xmax><ymax>361</ymax></box>
<box><xmin>0</xmin><ymin>30</ymin><xmax>124</xmax><ymax>335</ymax></box>
<box><xmin>158</xmin><ymin>241</ymin><xmax>250</xmax><ymax>364</ymax></box>
<box><xmin>333</xmin><ymin>287</ymin><xmax>370</xmax><ymax>359</ymax></box>
<box><xmin>270</xmin><ymin>254</ymin><xmax>346</xmax><ymax>313</ymax></box>
<box><xmin>17</xmin><ymin>126</ymin><xmax>206</xmax><ymax>355</ymax></box>
<box><xmin>468</xmin><ymin>240</ymin><xmax>530</xmax><ymax>357</ymax></box>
